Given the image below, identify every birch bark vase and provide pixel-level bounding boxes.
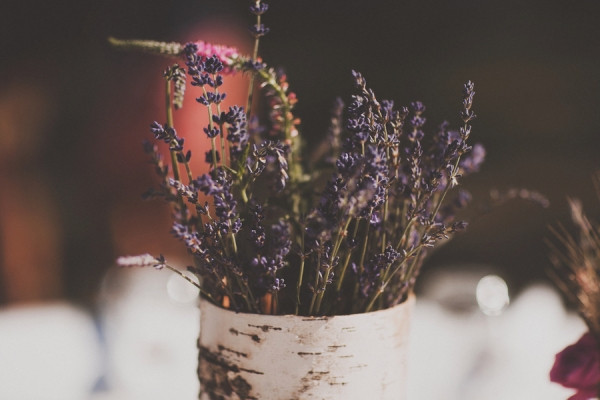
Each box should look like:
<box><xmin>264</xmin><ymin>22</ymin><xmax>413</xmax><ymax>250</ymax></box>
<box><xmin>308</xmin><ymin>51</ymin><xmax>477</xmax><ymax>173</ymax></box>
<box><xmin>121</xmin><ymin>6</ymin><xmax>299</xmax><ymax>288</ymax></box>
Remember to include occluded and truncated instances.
<box><xmin>198</xmin><ymin>294</ymin><xmax>415</xmax><ymax>400</ymax></box>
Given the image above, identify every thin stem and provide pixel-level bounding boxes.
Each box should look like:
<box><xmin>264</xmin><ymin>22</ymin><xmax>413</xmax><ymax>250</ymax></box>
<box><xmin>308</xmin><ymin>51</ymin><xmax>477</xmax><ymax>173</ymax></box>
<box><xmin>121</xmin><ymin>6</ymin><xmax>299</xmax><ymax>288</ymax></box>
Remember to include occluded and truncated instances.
<box><xmin>402</xmin><ymin>246</ymin><xmax>424</xmax><ymax>285</ymax></box>
<box><xmin>351</xmin><ymin>217</ymin><xmax>372</xmax><ymax>312</ymax></box>
<box><xmin>358</xmin><ymin>216</ymin><xmax>371</xmax><ymax>273</ymax></box>
<box><xmin>255</xmin><ymin>68</ymin><xmax>302</xmax><ymax>184</ymax></box>
<box><xmin>182</xmin><ymin>160</ymin><xmax>193</xmax><ymax>183</ymax></box>
<box><xmin>165</xmin><ymin>80</ymin><xmax>181</xmax><ymax>182</ymax></box>
<box><xmin>376</xmin><ymin>107</ymin><xmax>391</xmax><ymax>253</ymax></box>
<box><xmin>396</xmin><ymin>216</ymin><xmax>416</xmax><ymax>250</ymax></box>
<box><xmin>202</xmin><ymin>87</ymin><xmax>219</xmax><ymax>170</ymax></box>
<box><xmin>234</xmin><ymin>274</ymin><xmax>258</xmax><ymax>313</ymax></box>
<box><xmin>295</xmin><ymin>227</ymin><xmax>306</xmax><ymax>315</ymax></box>
<box><xmin>364</xmin><ymin>244</ymin><xmax>423</xmax><ymax>312</ymax></box>
<box><xmin>315</xmin><ymin>217</ymin><xmax>351</xmax><ymax>314</ymax></box>
<box><xmin>381</xmin><ymin>190</ymin><xmax>389</xmax><ymax>252</ymax></box>
<box><xmin>335</xmin><ymin>219</ymin><xmax>360</xmax><ymax>293</ymax></box>
<box><xmin>214</xmin><ymin>73</ymin><xmax>227</xmax><ymax>168</ymax></box>
<box><xmin>308</xmin><ymin>251</ymin><xmax>321</xmax><ymax>315</ymax></box>
<box><xmin>245</xmin><ymin>3</ymin><xmax>262</xmax><ymax>118</ymax></box>
<box><xmin>429</xmin><ymin>156</ymin><xmax>461</xmax><ymax>225</ymax></box>
<box><xmin>273</xmin><ymin>291</ymin><xmax>279</xmax><ymax>315</ymax></box>
<box><xmin>231</xmin><ymin>232</ymin><xmax>239</xmax><ymax>255</ymax></box>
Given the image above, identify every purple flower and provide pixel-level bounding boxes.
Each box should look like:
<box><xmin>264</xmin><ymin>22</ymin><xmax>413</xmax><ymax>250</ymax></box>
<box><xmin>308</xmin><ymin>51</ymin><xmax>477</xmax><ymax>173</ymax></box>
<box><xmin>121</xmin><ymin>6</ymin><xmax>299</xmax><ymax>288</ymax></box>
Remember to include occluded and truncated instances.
<box><xmin>460</xmin><ymin>143</ymin><xmax>486</xmax><ymax>174</ymax></box>
<box><xmin>249</xmin><ymin>2</ymin><xmax>269</xmax><ymax>15</ymax></box>
<box><xmin>550</xmin><ymin>332</ymin><xmax>600</xmax><ymax>400</ymax></box>
<box><xmin>195</xmin><ymin>174</ymin><xmax>220</xmax><ymax>195</ymax></box>
<box><xmin>248</xmin><ymin>141</ymin><xmax>289</xmax><ymax>191</ymax></box>
<box><xmin>149</xmin><ymin>121</ymin><xmax>184</xmax><ymax>151</ymax></box>
<box><xmin>184</xmin><ymin>41</ymin><xmax>239</xmax><ymax>74</ymax></box>
<box><xmin>224</xmin><ymin>106</ymin><xmax>248</xmax><ymax>160</ymax></box>
<box><xmin>203</xmin><ymin>55</ymin><xmax>224</xmax><ymax>75</ymax></box>
<box><xmin>203</xmin><ymin>126</ymin><xmax>220</xmax><ymax>138</ymax></box>
<box><xmin>205</xmin><ymin>150</ymin><xmax>220</xmax><ymax>164</ymax></box>
<box><xmin>249</xmin><ymin>24</ymin><xmax>270</xmax><ymax>38</ymax></box>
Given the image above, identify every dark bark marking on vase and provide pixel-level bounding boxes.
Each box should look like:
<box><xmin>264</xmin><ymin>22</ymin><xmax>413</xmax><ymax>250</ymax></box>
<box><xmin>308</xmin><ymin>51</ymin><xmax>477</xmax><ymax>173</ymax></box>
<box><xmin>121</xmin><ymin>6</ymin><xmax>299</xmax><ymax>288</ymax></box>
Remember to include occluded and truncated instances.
<box><xmin>307</xmin><ymin>370</ymin><xmax>330</xmax><ymax>381</ymax></box>
<box><xmin>229</xmin><ymin>327</ymin><xmax>261</xmax><ymax>343</ymax></box>
<box><xmin>341</xmin><ymin>326</ymin><xmax>356</xmax><ymax>332</ymax></box>
<box><xmin>301</xmin><ymin>317</ymin><xmax>329</xmax><ymax>321</ymax></box>
<box><xmin>308</xmin><ymin>370</ymin><xmax>330</xmax><ymax>375</ymax></box>
<box><xmin>247</xmin><ymin>324</ymin><xmax>282</xmax><ymax>332</ymax></box>
<box><xmin>218</xmin><ymin>344</ymin><xmax>248</xmax><ymax>358</ymax></box>
<box><xmin>230</xmin><ymin>375</ymin><xmax>254</xmax><ymax>399</ymax></box>
<box><xmin>239</xmin><ymin>367</ymin><xmax>265</xmax><ymax>375</ymax></box>
<box><xmin>328</xmin><ymin>380</ymin><xmax>348</xmax><ymax>386</ymax></box>
<box><xmin>327</xmin><ymin>344</ymin><xmax>346</xmax><ymax>352</ymax></box>
<box><xmin>198</xmin><ymin>345</ymin><xmax>257</xmax><ymax>400</ymax></box>
<box><xmin>297</xmin><ymin>351</ymin><xmax>322</xmax><ymax>356</ymax></box>
<box><xmin>199</xmin><ymin>346</ymin><xmax>240</xmax><ymax>373</ymax></box>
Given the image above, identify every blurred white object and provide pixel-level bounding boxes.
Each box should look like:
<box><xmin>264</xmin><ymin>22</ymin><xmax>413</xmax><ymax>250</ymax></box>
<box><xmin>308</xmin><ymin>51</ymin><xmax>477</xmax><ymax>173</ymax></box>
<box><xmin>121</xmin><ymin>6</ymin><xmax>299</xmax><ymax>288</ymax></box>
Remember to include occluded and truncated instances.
<box><xmin>97</xmin><ymin>264</ymin><xmax>199</xmax><ymax>400</ymax></box>
<box><xmin>167</xmin><ymin>272</ymin><xmax>200</xmax><ymax>304</ymax></box>
<box><xmin>408</xmin><ymin>266</ymin><xmax>587</xmax><ymax>400</ymax></box>
<box><xmin>476</xmin><ymin>275</ymin><xmax>510</xmax><ymax>316</ymax></box>
<box><xmin>462</xmin><ymin>284</ymin><xmax>586</xmax><ymax>400</ymax></box>
<box><xmin>0</xmin><ymin>302</ymin><xmax>102</xmax><ymax>400</ymax></box>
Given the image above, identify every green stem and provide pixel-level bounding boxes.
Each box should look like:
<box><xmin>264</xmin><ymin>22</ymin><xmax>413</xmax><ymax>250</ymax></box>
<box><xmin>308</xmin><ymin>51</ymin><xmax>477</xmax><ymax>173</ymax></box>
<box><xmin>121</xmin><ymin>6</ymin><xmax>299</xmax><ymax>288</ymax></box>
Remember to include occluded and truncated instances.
<box><xmin>396</xmin><ymin>216</ymin><xmax>416</xmax><ymax>250</ymax></box>
<box><xmin>234</xmin><ymin>274</ymin><xmax>258</xmax><ymax>313</ymax></box>
<box><xmin>364</xmin><ymin>244</ymin><xmax>423</xmax><ymax>312</ymax></box>
<box><xmin>377</xmin><ymin>107</ymin><xmax>391</xmax><ymax>253</ymax></box>
<box><xmin>214</xmin><ymin>73</ymin><xmax>227</xmax><ymax>168</ymax></box>
<box><xmin>429</xmin><ymin>156</ymin><xmax>461</xmax><ymax>225</ymax></box>
<box><xmin>314</xmin><ymin>217</ymin><xmax>352</xmax><ymax>314</ymax></box>
<box><xmin>165</xmin><ymin>80</ymin><xmax>181</xmax><ymax>182</ymax></box>
<box><xmin>256</xmin><ymin>68</ymin><xmax>302</xmax><ymax>184</ymax></box>
<box><xmin>245</xmin><ymin>5</ymin><xmax>262</xmax><ymax>118</ymax></box>
<box><xmin>381</xmin><ymin>190</ymin><xmax>389</xmax><ymax>252</ymax></box>
<box><xmin>308</xmin><ymin>252</ymin><xmax>321</xmax><ymax>315</ymax></box>
<box><xmin>295</xmin><ymin>228</ymin><xmax>306</xmax><ymax>315</ymax></box>
<box><xmin>335</xmin><ymin>219</ymin><xmax>360</xmax><ymax>293</ymax></box>
<box><xmin>358</xmin><ymin>216</ymin><xmax>371</xmax><ymax>273</ymax></box>
<box><xmin>202</xmin><ymin>87</ymin><xmax>219</xmax><ymax>170</ymax></box>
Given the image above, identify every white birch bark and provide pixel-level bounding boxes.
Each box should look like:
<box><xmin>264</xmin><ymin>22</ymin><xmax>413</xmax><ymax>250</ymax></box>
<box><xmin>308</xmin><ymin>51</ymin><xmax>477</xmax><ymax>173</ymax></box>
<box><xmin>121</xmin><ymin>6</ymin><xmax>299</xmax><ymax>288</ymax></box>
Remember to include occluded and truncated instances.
<box><xmin>198</xmin><ymin>295</ymin><xmax>414</xmax><ymax>400</ymax></box>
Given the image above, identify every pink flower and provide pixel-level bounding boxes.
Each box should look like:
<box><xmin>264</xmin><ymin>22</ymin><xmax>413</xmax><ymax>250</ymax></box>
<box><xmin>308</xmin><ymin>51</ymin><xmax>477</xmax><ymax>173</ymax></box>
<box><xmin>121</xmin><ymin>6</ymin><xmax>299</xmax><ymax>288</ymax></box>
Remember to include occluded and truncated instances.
<box><xmin>550</xmin><ymin>332</ymin><xmax>600</xmax><ymax>400</ymax></box>
<box><xmin>194</xmin><ymin>41</ymin><xmax>240</xmax><ymax>73</ymax></box>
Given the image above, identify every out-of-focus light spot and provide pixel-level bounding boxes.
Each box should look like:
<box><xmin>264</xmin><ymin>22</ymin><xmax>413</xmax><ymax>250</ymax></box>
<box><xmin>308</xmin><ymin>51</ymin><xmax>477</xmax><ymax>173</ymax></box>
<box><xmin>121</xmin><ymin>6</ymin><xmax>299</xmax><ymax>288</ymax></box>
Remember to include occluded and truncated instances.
<box><xmin>476</xmin><ymin>275</ymin><xmax>510</xmax><ymax>316</ymax></box>
<box><xmin>166</xmin><ymin>272</ymin><xmax>199</xmax><ymax>304</ymax></box>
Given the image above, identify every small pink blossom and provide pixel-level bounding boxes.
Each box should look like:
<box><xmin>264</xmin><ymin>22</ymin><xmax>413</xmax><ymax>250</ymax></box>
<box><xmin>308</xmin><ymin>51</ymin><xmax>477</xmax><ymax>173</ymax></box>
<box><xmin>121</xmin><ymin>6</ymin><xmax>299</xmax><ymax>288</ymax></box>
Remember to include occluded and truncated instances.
<box><xmin>194</xmin><ymin>41</ymin><xmax>240</xmax><ymax>73</ymax></box>
<box><xmin>550</xmin><ymin>332</ymin><xmax>600</xmax><ymax>400</ymax></box>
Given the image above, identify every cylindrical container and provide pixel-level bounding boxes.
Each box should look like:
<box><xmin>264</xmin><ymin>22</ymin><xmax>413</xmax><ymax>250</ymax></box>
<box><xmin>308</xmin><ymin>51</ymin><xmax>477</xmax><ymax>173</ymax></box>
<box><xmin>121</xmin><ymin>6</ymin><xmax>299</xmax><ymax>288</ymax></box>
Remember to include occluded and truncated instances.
<box><xmin>198</xmin><ymin>295</ymin><xmax>415</xmax><ymax>400</ymax></box>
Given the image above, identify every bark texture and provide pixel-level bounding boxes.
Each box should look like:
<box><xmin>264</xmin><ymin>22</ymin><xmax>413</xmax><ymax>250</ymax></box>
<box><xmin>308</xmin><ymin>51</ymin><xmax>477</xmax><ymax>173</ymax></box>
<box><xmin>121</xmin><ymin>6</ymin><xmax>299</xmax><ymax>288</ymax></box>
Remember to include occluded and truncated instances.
<box><xmin>198</xmin><ymin>295</ymin><xmax>414</xmax><ymax>400</ymax></box>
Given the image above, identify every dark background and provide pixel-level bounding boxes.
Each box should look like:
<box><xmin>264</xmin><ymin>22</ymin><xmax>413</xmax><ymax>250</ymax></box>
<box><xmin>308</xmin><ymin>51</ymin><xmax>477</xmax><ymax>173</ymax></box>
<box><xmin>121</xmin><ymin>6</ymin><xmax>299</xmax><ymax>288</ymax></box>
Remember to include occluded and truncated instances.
<box><xmin>2</xmin><ymin>0</ymin><xmax>599</xmax><ymax>307</ymax></box>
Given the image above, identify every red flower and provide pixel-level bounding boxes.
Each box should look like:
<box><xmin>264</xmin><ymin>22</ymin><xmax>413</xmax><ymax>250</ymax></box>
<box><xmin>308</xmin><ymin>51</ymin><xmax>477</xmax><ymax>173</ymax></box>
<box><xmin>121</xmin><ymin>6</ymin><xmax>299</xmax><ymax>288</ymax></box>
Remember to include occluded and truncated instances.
<box><xmin>551</xmin><ymin>332</ymin><xmax>600</xmax><ymax>400</ymax></box>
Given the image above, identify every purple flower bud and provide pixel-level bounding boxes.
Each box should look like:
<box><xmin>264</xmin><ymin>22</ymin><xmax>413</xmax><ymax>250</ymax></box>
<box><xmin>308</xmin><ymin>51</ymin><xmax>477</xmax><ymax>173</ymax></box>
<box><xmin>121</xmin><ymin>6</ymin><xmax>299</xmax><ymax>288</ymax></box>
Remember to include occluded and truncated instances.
<box><xmin>249</xmin><ymin>24</ymin><xmax>270</xmax><ymax>38</ymax></box>
<box><xmin>249</xmin><ymin>2</ymin><xmax>269</xmax><ymax>15</ymax></box>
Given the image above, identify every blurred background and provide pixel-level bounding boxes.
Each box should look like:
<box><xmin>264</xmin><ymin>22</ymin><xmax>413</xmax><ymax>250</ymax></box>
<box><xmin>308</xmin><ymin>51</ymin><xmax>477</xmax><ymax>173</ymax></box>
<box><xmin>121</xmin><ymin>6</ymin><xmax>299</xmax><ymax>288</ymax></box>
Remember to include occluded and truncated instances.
<box><xmin>1</xmin><ymin>0</ymin><xmax>598</xmax><ymax>398</ymax></box>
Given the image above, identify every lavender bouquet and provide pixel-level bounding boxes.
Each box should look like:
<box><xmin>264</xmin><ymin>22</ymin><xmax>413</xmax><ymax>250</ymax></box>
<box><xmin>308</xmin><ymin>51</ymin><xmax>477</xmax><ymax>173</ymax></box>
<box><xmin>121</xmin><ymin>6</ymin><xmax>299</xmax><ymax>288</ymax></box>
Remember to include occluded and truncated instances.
<box><xmin>114</xmin><ymin>1</ymin><xmax>484</xmax><ymax>316</ymax></box>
